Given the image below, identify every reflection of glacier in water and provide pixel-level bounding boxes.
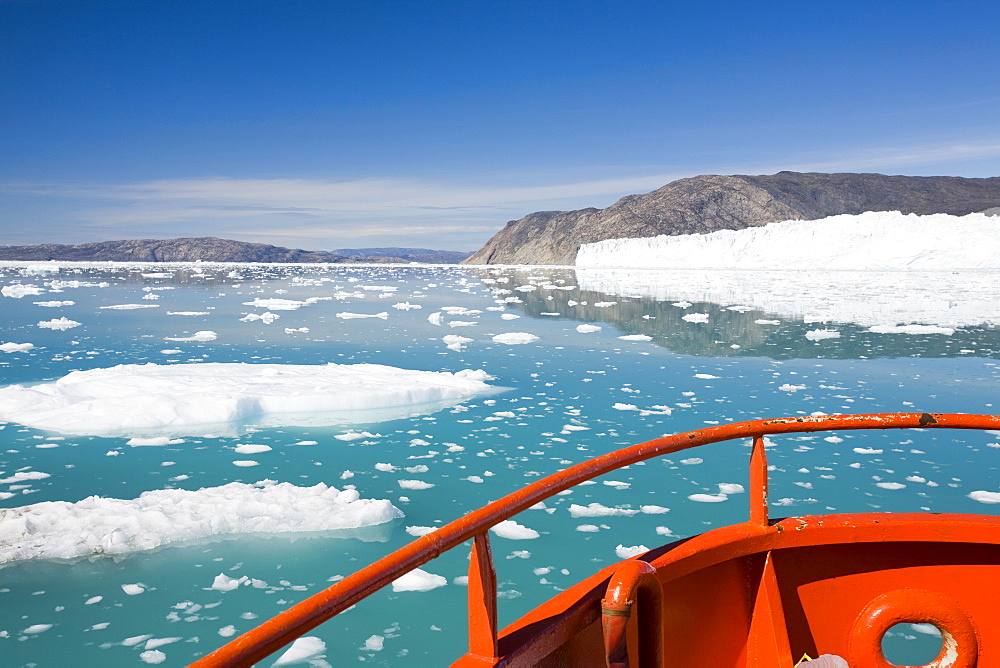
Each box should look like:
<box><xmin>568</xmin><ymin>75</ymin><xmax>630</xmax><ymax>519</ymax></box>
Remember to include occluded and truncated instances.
<box><xmin>477</xmin><ymin>266</ymin><xmax>1000</xmax><ymax>359</ymax></box>
<box><xmin>575</xmin><ymin>269</ymin><xmax>1000</xmax><ymax>328</ymax></box>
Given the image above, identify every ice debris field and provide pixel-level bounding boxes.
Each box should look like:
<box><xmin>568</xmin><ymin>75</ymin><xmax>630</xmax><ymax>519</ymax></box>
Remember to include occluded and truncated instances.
<box><xmin>1</xmin><ymin>216</ymin><xmax>1000</xmax><ymax>665</ymax></box>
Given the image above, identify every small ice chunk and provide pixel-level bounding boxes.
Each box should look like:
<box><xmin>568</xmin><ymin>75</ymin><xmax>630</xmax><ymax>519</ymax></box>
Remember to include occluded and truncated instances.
<box><xmin>123</xmin><ymin>634</ymin><xmax>152</xmax><ymax>646</ymax></box>
<box><xmin>364</xmin><ymin>634</ymin><xmax>385</xmax><ymax>651</ymax></box>
<box><xmin>806</xmin><ymin>328</ymin><xmax>840</xmax><ymax>341</ymax></box>
<box><xmin>576</xmin><ymin>324</ymin><xmax>601</xmax><ymax>333</ymax></box>
<box><xmin>688</xmin><ymin>493</ymin><xmax>728</xmax><ymax>503</ymax></box>
<box><xmin>968</xmin><ymin>490</ymin><xmax>1000</xmax><ymax>504</ymax></box>
<box><xmin>335</xmin><ymin>431</ymin><xmax>383</xmax><ymax>441</ymax></box>
<box><xmin>145</xmin><ymin>637</ymin><xmax>181</xmax><ymax>650</ymax></box>
<box><xmin>492</xmin><ymin>332</ymin><xmax>539</xmax><ymax>345</ymax></box>
<box><xmin>392</xmin><ymin>568</ymin><xmax>447</xmax><ymax>592</ymax></box>
<box><xmin>640</xmin><ymin>505</ymin><xmax>669</xmax><ymax>514</ymax></box>
<box><xmin>121</xmin><ymin>583</ymin><xmax>146</xmax><ymax>595</ymax></box>
<box><xmin>273</xmin><ymin>637</ymin><xmax>327</xmax><ymax>666</ymax></box>
<box><xmin>443</xmin><ymin>334</ymin><xmax>473</xmax><ymax>351</ymax></box>
<box><xmin>164</xmin><ymin>330</ymin><xmax>217</xmax><ymax>342</ymax></box>
<box><xmin>405</xmin><ymin>526</ymin><xmax>435</xmax><ymax>536</ymax></box>
<box><xmin>398</xmin><ymin>480</ymin><xmax>434</xmax><ymax>490</ymax></box>
<box><xmin>615</xmin><ymin>544</ymin><xmax>648</xmax><ymax>558</ymax></box>
<box><xmin>139</xmin><ymin>650</ymin><xmax>166</xmax><ymax>664</ymax></box>
<box><xmin>211</xmin><ymin>574</ymin><xmax>249</xmax><ymax>592</ymax></box>
<box><xmin>0</xmin><ymin>342</ymin><xmax>34</xmax><ymax>353</ymax></box>
<box><xmin>23</xmin><ymin>623</ymin><xmax>53</xmax><ymax>634</ymax></box>
<box><xmin>568</xmin><ymin>503</ymin><xmax>639</xmax><ymax>518</ymax></box>
<box><xmin>234</xmin><ymin>444</ymin><xmax>272</xmax><ymax>454</ymax></box>
<box><xmin>618</xmin><ymin>334</ymin><xmax>652</xmax><ymax>341</ymax></box>
<box><xmin>37</xmin><ymin>317</ymin><xmax>81</xmax><ymax>330</ymax></box>
<box><xmin>682</xmin><ymin>313</ymin><xmax>709</xmax><ymax>323</ymax></box>
<box><xmin>491</xmin><ymin>520</ymin><xmax>539</xmax><ymax>540</ymax></box>
<box><xmin>3</xmin><ymin>284</ymin><xmax>45</xmax><ymax>298</ymax></box>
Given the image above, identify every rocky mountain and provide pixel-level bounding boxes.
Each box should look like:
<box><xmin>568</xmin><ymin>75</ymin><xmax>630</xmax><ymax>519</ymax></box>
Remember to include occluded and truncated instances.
<box><xmin>463</xmin><ymin>171</ymin><xmax>1000</xmax><ymax>265</ymax></box>
<box><xmin>0</xmin><ymin>237</ymin><xmax>467</xmax><ymax>263</ymax></box>
<box><xmin>330</xmin><ymin>247</ymin><xmax>472</xmax><ymax>263</ymax></box>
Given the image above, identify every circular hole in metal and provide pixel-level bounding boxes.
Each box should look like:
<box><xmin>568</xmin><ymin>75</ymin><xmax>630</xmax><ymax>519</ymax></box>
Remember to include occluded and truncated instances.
<box><xmin>880</xmin><ymin>622</ymin><xmax>943</xmax><ymax>666</ymax></box>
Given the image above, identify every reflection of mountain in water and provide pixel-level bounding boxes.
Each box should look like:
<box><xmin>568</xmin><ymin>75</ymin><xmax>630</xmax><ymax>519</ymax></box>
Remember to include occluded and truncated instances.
<box><xmin>472</xmin><ymin>268</ymin><xmax>1000</xmax><ymax>359</ymax></box>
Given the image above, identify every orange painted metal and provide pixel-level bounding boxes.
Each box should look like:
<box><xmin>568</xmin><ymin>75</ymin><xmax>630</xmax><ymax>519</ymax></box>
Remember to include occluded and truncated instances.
<box><xmin>847</xmin><ymin>589</ymin><xmax>978</xmax><ymax>668</ymax></box>
<box><xmin>600</xmin><ymin>560</ymin><xmax>661</xmax><ymax>668</ymax></box>
<box><xmin>492</xmin><ymin>514</ymin><xmax>1000</xmax><ymax>667</ymax></box>
<box><xmin>466</xmin><ymin>533</ymin><xmax>500</xmax><ymax>665</ymax></box>
<box><xmin>749</xmin><ymin>434</ymin><xmax>769</xmax><ymax>526</ymax></box>
<box><xmin>189</xmin><ymin>413</ymin><xmax>1000</xmax><ymax>667</ymax></box>
<box><xmin>746</xmin><ymin>552</ymin><xmax>794</xmax><ymax>667</ymax></box>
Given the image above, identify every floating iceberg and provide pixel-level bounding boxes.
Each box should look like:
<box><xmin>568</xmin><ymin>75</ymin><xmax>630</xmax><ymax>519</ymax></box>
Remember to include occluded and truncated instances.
<box><xmin>0</xmin><ymin>480</ymin><xmax>403</xmax><ymax>564</ymax></box>
<box><xmin>0</xmin><ymin>362</ymin><xmax>497</xmax><ymax>436</ymax></box>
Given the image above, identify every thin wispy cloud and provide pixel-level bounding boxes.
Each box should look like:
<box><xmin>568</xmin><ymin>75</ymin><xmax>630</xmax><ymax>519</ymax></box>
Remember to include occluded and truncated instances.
<box><xmin>4</xmin><ymin>138</ymin><xmax>997</xmax><ymax>249</ymax></box>
<box><xmin>786</xmin><ymin>141</ymin><xmax>1000</xmax><ymax>174</ymax></box>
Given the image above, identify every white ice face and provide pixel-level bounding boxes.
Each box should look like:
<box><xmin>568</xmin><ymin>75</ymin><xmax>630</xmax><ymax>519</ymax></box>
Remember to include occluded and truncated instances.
<box><xmin>577</xmin><ymin>211</ymin><xmax>1000</xmax><ymax>271</ymax></box>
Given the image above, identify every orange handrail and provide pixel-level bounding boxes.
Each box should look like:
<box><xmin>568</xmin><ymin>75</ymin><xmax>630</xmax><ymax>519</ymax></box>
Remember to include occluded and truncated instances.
<box><xmin>190</xmin><ymin>412</ymin><xmax>1000</xmax><ymax>666</ymax></box>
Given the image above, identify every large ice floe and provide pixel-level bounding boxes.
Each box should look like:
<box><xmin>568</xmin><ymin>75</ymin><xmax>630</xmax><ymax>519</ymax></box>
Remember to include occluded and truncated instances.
<box><xmin>0</xmin><ymin>362</ymin><xmax>497</xmax><ymax>436</ymax></box>
<box><xmin>0</xmin><ymin>480</ymin><xmax>403</xmax><ymax>563</ymax></box>
<box><xmin>576</xmin><ymin>211</ymin><xmax>1000</xmax><ymax>270</ymax></box>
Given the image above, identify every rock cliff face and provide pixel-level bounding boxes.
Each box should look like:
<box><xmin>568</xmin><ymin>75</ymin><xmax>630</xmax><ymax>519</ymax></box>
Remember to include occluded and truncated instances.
<box><xmin>462</xmin><ymin>172</ymin><xmax>1000</xmax><ymax>265</ymax></box>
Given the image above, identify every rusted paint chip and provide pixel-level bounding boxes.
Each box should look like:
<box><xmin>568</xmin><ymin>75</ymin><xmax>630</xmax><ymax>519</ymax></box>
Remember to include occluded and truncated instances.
<box><xmin>919</xmin><ymin>413</ymin><xmax>939</xmax><ymax>426</ymax></box>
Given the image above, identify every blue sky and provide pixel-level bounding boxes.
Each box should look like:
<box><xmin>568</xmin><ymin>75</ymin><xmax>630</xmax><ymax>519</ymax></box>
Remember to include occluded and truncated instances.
<box><xmin>2</xmin><ymin>0</ymin><xmax>998</xmax><ymax>251</ymax></box>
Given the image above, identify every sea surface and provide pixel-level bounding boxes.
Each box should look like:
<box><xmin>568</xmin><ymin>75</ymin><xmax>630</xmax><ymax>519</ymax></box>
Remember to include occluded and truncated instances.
<box><xmin>2</xmin><ymin>262</ymin><xmax>999</xmax><ymax>666</ymax></box>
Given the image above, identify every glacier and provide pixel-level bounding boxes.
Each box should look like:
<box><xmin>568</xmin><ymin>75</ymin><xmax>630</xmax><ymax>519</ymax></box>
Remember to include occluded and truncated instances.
<box><xmin>576</xmin><ymin>211</ymin><xmax>1000</xmax><ymax>270</ymax></box>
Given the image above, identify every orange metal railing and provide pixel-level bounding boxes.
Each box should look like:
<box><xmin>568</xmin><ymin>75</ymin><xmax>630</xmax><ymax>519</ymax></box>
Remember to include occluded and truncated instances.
<box><xmin>190</xmin><ymin>412</ymin><xmax>1000</xmax><ymax>667</ymax></box>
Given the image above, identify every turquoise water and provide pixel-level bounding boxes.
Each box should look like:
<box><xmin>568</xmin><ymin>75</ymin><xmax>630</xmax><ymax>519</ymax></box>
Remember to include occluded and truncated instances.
<box><xmin>1</xmin><ymin>263</ymin><xmax>998</xmax><ymax>666</ymax></box>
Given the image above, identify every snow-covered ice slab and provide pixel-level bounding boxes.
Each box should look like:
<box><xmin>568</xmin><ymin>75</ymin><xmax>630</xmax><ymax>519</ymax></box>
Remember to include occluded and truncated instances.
<box><xmin>577</xmin><ymin>211</ymin><xmax>1000</xmax><ymax>270</ymax></box>
<box><xmin>0</xmin><ymin>480</ymin><xmax>403</xmax><ymax>564</ymax></box>
<box><xmin>0</xmin><ymin>362</ymin><xmax>497</xmax><ymax>436</ymax></box>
